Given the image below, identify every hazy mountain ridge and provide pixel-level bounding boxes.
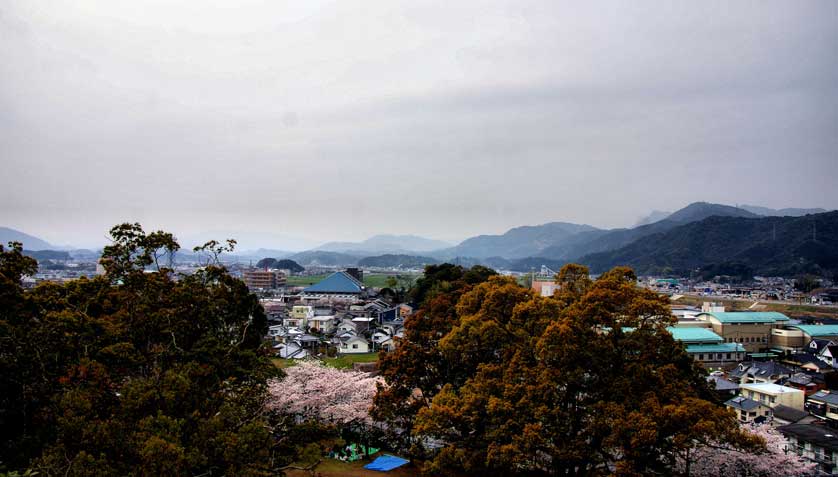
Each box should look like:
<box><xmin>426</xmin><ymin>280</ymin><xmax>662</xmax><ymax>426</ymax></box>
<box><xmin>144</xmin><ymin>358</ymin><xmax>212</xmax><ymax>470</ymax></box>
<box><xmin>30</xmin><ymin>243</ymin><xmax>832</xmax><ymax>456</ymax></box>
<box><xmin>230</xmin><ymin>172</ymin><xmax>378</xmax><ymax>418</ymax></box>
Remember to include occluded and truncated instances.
<box><xmin>0</xmin><ymin>227</ymin><xmax>54</xmax><ymax>250</ymax></box>
<box><xmin>437</xmin><ymin>222</ymin><xmax>600</xmax><ymax>259</ymax></box>
<box><xmin>739</xmin><ymin>205</ymin><xmax>828</xmax><ymax>217</ymax></box>
<box><xmin>316</xmin><ymin>234</ymin><xmax>452</xmax><ymax>254</ymax></box>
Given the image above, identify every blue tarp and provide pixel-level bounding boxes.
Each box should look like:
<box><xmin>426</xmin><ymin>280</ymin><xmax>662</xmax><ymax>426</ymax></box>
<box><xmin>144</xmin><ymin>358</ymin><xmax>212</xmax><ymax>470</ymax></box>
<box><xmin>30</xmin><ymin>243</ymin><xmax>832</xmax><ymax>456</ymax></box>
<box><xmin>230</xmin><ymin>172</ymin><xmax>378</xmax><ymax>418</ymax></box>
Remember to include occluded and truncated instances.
<box><xmin>363</xmin><ymin>455</ymin><xmax>409</xmax><ymax>472</ymax></box>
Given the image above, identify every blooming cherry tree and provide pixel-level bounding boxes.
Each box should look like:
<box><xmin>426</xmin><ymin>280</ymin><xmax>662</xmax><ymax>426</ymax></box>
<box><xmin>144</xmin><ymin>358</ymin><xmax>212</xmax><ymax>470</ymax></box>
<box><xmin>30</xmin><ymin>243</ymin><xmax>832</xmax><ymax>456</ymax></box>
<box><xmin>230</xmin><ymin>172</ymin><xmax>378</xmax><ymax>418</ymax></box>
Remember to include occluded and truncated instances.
<box><xmin>267</xmin><ymin>361</ymin><xmax>382</xmax><ymax>425</ymax></box>
<box><xmin>680</xmin><ymin>424</ymin><xmax>817</xmax><ymax>476</ymax></box>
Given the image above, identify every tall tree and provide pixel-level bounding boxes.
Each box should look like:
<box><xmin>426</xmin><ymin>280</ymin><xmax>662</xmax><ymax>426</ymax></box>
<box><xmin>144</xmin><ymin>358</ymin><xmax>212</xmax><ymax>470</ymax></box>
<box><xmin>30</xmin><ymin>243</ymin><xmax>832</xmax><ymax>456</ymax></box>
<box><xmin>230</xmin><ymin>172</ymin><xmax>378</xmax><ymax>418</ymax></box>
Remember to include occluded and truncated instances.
<box><xmin>381</xmin><ymin>264</ymin><xmax>761</xmax><ymax>476</ymax></box>
<box><xmin>373</xmin><ymin>264</ymin><xmax>497</xmax><ymax>453</ymax></box>
<box><xmin>0</xmin><ymin>225</ymin><xmax>282</xmax><ymax>476</ymax></box>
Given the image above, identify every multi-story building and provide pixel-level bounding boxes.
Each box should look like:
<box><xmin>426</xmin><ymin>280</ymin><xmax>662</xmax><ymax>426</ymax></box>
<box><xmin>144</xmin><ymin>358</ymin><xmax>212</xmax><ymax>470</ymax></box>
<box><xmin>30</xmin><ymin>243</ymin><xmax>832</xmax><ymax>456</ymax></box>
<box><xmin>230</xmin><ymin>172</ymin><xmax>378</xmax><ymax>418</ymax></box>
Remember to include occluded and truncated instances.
<box><xmin>242</xmin><ymin>270</ymin><xmax>286</xmax><ymax>290</ymax></box>
<box><xmin>779</xmin><ymin>423</ymin><xmax>838</xmax><ymax>475</ymax></box>
<box><xmin>695</xmin><ymin>311</ymin><xmax>790</xmax><ymax>353</ymax></box>
<box><xmin>739</xmin><ymin>382</ymin><xmax>805</xmax><ymax>411</ymax></box>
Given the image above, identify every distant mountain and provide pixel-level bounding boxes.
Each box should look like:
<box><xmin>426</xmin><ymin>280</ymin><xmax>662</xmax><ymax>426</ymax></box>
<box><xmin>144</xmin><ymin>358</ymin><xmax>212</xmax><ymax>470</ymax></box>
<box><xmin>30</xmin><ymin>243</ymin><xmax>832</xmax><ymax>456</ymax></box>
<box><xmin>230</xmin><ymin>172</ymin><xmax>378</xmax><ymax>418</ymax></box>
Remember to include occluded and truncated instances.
<box><xmin>739</xmin><ymin>205</ymin><xmax>828</xmax><ymax>217</ymax></box>
<box><xmin>237</xmin><ymin>248</ymin><xmax>294</xmax><ymax>259</ymax></box>
<box><xmin>665</xmin><ymin>202</ymin><xmax>759</xmax><ymax>223</ymax></box>
<box><xmin>316</xmin><ymin>234</ymin><xmax>452</xmax><ymax>254</ymax></box>
<box><xmin>288</xmin><ymin>250</ymin><xmax>361</xmax><ymax>267</ymax></box>
<box><xmin>357</xmin><ymin>254</ymin><xmax>439</xmax><ymax>269</ymax></box>
<box><xmin>634</xmin><ymin>210</ymin><xmax>671</xmax><ymax>227</ymax></box>
<box><xmin>440</xmin><ymin>222</ymin><xmax>600</xmax><ymax>259</ymax></box>
<box><xmin>541</xmin><ymin>202</ymin><xmax>762</xmax><ymax>261</ymax></box>
<box><xmin>0</xmin><ymin>227</ymin><xmax>54</xmax><ymax>250</ymax></box>
<box><xmin>24</xmin><ymin>250</ymin><xmax>71</xmax><ymax>261</ymax></box>
<box><xmin>580</xmin><ymin>211</ymin><xmax>838</xmax><ymax>277</ymax></box>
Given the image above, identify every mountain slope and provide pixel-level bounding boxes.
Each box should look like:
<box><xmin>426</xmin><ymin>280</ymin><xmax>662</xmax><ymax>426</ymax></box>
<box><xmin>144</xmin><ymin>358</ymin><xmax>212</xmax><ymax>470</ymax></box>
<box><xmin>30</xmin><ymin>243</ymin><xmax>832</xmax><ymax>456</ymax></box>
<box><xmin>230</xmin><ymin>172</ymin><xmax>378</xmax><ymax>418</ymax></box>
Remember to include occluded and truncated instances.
<box><xmin>580</xmin><ymin>211</ymin><xmax>838</xmax><ymax>276</ymax></box>
<box><xmin>440</xmin><ymin>222</ymin><xmax>600</xmax><ymax>259</ymax></box>
<box><xmin>288</xmin><ymin>250</ymin><xmax>361</xmax><ymax>267</ymax></box>
<box><xmin>0</xmin><ymin>227</ymin><xmax>54</xmax><ymax>250</ymax></box>
<box><xmin>356</xmin><ymin>254</ymin><xmax>439</xmax><ymax>268</ymax></box>
<box><xmin>665</xmin><ymin>202</ymin><xmax>759</xmax><ymax>223</ymax></box>
<box><xmin>541</xmin><ymin>202</ymin><xmax>761</xmax><ymax>261</ymax></box>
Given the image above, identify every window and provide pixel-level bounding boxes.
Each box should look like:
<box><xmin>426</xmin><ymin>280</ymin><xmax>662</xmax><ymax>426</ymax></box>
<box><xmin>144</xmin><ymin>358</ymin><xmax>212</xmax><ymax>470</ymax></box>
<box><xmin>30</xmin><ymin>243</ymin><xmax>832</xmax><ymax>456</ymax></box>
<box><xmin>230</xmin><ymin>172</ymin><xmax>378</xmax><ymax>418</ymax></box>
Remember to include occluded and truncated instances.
<box><xmin>698</xmin><ymin>354</ymin><xmax>704</xmax><ymax>360</ymax></box>
<box><xmin>770</xmin><ymin>396</ymin><xmax>776</xmax><ymax>404</ymax></box>
<box><xmin>726</xmin><ymin>353</ymin><xmax>732</xmax><ymax>360</ymax></box>
<box><xmin>352</xmin><ymin>344</ymin><xmax>358</xmax><ymax>349</ymax></box>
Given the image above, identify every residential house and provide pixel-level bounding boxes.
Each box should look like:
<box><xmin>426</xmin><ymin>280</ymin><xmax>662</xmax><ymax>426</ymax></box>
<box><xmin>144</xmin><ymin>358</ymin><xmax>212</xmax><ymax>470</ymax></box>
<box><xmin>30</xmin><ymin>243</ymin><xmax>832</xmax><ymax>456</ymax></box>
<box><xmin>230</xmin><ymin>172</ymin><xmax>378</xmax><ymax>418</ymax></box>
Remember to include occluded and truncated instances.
<box><xmin>725</xmin><ymin>396</ymin><xmax>772</xmax><ymax>424</ymax></box>
<box><xmin>307</xmin><ymin>315</ymin><xmax>337</xmax><ymax>334</ymax></box>
<box><xmin>771</xmin><ymin>405</ymin><xmax>813</xmax><ymax>427</ymax></box>
<box><xmin>782</xmin><ymin>372</ymin><xmax>825</xmax><ymax>396</ymax></box>
<box><xmin>274</xmin><ymin>342</ymin><xmax>309</xmax><ymax>359</ymax></box>
<box><xmin>284</xmin><ymin>305</ymin><xmax>314</xmax><ymax>328</ymax></box>
<box><xmin>729</xmin><ymin>361</ymin><xmax>793</xmax><ymax>384</ymax></box>
<box><xmin>782</xmin><ymin>352</ymin><xmax>834</xmax><ymax>374</ymax></box>
<box><xmin>821</xmin><ymin>344</ymin><xmax>838</xmax><ymax>368</ymax></box>
<box><xmin>806</xmin><ymin>391</ymin><xmax>838</xmax><ymax>426</ymax></box>
<box><xmin>339</xmin><ymin>335</ymin><xmax>370</xmax><ymax>354</ymax></box>
<box><xmin>739</xmin><ymin>382</ymin><xmax>805</xmax><ymax>411</ymax></box>
<box><xmin>351</xmin><ymin>317</ymin><xmax>374</xmax><ymax>334</ymax></box>
<box><xmin>708</xmin><ymin>375</ymin><xmax>739</xmax><ymax>400</ymax></box>
<box><xmin>778</xmin><ymin>423</ymin><xmax>838</xmax><ymax>475</ymax></box>
<box><xmin>337</xmin><ymin>318</ymin><xmax>359</xmax><ymax>334</ymax></box>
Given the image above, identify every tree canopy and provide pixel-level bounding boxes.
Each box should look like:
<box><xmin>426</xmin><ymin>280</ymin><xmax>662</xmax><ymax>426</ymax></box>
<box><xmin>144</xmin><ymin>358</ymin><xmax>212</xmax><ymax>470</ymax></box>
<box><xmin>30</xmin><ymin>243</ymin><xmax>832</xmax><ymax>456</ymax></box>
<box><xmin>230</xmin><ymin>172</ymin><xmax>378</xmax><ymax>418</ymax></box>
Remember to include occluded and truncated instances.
<box><xmin>0</xmin><ymin>225</ymin><xmax>280</xmax><ymax>476</ymax></box>
<box><xmin>375</xmin><ymin>264</ymin><xmax>761</xmax><ymax>476</ymax></box>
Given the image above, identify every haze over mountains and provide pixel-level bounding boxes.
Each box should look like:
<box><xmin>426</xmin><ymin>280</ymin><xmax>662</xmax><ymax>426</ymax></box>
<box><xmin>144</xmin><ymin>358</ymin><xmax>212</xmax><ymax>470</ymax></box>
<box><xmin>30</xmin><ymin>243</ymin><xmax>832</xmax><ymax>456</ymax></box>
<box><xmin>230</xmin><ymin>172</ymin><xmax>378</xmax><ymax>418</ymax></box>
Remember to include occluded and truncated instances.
<box><xmin>4</xmin><ymin>202</ymin><xmax>836</xmax><ymax>276</ymax></box>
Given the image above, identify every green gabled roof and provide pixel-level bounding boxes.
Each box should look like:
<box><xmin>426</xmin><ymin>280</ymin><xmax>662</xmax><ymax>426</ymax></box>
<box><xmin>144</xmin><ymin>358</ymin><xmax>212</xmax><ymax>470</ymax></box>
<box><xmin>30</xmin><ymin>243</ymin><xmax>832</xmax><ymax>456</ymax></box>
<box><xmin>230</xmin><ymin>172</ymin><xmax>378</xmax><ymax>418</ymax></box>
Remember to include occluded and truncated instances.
<box><xmin>788</xmin><ymin>325</ymin><xmax>838</xmax><ymax>338</ymax></box>
<box><xmin>698</xmin><ymin>311</ymin><xmax>790</xmax><ymax>324</ymax></box>
<box><xmin>686</xmin><ymin>343</ymin><xmax>746</xmax><ymax>354</ymax></box>
<box><xmin>667</xmin><ymin>327</ymin><xmax>723</xmax><ymax>344</ymax></box>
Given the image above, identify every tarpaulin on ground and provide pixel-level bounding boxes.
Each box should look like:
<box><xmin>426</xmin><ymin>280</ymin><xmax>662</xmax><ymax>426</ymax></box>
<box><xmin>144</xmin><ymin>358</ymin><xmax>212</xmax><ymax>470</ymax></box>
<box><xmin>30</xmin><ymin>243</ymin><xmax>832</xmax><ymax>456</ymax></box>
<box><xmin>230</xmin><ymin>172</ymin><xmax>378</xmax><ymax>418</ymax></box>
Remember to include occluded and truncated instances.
<box><xmin>363</xmin><ymin>455</ymin><xmax>409</xmax><ymax>472</ymax></box>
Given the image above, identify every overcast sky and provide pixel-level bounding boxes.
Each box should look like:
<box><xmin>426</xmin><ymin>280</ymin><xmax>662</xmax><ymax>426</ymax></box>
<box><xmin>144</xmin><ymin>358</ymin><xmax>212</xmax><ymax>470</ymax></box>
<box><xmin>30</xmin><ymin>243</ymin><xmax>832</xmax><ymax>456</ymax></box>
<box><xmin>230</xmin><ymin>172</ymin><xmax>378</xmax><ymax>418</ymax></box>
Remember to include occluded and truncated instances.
<box><xmin>2</xmin><ymin>1</ymin><xmax>837</xmax><ymax>249</ymax></box>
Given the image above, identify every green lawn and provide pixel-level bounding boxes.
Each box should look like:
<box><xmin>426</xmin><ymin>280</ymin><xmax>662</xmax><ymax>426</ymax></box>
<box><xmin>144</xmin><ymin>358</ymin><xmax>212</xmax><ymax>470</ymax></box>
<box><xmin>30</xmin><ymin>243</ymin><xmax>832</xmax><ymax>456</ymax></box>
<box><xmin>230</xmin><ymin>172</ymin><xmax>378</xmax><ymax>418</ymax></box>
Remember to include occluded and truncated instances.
<box><xmin>321</xmin><ymin>352</ymin><xmax>379</xmax><ymax>369</ymax></box>
<box><xmin>271</xmin><ymin>352</ymin><xmax>379</xmax><ymax>370</ymax></box>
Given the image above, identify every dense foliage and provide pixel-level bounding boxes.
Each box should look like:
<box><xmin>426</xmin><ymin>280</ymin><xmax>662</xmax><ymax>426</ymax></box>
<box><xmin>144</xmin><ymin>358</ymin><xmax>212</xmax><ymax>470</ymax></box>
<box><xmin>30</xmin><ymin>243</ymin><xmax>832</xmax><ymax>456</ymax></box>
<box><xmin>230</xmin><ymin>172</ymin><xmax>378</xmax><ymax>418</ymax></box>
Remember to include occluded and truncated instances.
<box><xmin>0</xmin><ymin>224</ymin><xmax>279</xmax><ymax>476</ymax></box>
<box><xmin>255</xmin><ymin>258</ymin><xmax>304</xmax><ymax>273</ymax></box>
<box><xmin>375</xmin><ymin>263</ymin><xmax>762</xmax><ymax>476</ymax></box>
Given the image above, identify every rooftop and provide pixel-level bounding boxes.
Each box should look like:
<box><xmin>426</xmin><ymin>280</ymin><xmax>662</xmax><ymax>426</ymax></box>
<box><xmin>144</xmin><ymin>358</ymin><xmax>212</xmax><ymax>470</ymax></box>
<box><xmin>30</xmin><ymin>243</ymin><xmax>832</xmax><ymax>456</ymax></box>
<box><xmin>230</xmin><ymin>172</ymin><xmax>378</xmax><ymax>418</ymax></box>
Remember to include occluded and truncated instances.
<box><xmin>809</xmin><ymin>391</ymin><xmax>838</xmax><ymax>406</ymax></box>
<box><xmin>302</xmin><ymin>271</ymin><xmax>365</xmax><ymax>294</ymax></box>
<box><xmin>725</xmin><ymin>396</ymin><xmax>762</xmax><ymax>411</ymax></box>
<box><xmin>739</xmin><ymin>382</ymin><xmax>804</xmax><ymax>395</ymax></box>
<box><xmin>790</xmin><ymin>325</ymin><xmax>838</xmax><ymax>338</ymax></box>
<box><xmin>772</xmin><ymin>405</ymin><xmax>809</xmax><ymax>423</ymax></box>
<box><xmin>698</xmin><ymin>311</ymin><xmax>790</xmax><ymax>324</ymax></box>
<box><xmin>779</xmin><ymin>424</ymin><xmax>838</xmax><ymax>451</ymax></box>
<box><xmin>667</xmin><ymin>327</ymin><xmax>723</xmax><ymax>343</ymax></box>
<box><xmin>685</xmin><ymin>343</ymin><xmax>746</xmax><ymax>354</ymax></box>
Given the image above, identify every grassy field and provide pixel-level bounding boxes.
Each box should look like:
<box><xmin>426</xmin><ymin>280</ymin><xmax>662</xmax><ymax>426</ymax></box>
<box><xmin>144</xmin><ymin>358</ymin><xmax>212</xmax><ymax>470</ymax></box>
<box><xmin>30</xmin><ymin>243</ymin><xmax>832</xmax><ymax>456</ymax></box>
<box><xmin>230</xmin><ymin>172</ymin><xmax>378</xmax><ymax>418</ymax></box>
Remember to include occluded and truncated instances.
<box><xmin>285</xmin><ymin>273</ymin><xmax>416</xmax><ymax>289</ymax></box>
<box><xmin>285</xmin><ymin>274</ymin><xmax>329</xmax><ymax>286</ymax></box>
<box><xmin>272</xmin><ymin>352</ymin><xmax>379</xmax><ymax>370</ymax></box>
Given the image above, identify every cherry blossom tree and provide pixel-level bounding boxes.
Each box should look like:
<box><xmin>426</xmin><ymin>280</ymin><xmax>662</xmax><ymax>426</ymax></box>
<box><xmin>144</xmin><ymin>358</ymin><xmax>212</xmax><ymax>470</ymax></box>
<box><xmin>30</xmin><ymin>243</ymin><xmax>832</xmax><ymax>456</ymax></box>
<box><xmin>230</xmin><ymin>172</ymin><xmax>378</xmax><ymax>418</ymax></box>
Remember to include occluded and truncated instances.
<box><xmin>266</xmin><ymin>361</ymin><xmax>382</xmax><ymax>425</ymax></box>
<box><xmin>679</xmin><ymin>424</ymin><xmax>817</xmax><ymax>476</ymax></box>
